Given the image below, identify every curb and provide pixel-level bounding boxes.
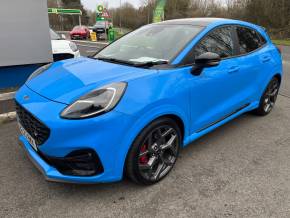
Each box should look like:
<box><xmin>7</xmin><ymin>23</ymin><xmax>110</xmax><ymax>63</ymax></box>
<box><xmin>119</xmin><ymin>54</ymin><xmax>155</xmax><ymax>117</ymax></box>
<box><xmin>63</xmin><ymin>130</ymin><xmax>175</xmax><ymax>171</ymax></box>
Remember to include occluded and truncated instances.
<box><xmin>0</xmin><ymin>91</ymin><xmax>16</xmax><ymax>124</ymax></box>
<box><xmin>0</xmin><ymin>112</ymin><xmax>16</xmax><ymax>124</ymax></box>
<box><xmin>0</xmin><ymin>91</ymin><xmax>15</xmax><ymax>101</ymax></box>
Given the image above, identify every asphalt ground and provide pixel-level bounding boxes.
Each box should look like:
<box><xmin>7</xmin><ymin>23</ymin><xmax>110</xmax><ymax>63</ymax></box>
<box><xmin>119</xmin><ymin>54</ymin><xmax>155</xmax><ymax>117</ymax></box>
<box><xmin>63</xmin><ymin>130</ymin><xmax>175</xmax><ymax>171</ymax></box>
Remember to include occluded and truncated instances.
<box><xmin>0</xmin><ymin>44</ymin><xmax>290</xmax><ymax>218</ymax></box>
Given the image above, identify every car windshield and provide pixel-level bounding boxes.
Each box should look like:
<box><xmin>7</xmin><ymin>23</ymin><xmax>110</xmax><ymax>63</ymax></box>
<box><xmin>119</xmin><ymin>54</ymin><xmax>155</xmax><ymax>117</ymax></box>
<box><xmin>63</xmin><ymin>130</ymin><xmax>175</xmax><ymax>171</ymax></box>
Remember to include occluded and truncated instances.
<box><xmin>95</xmin><ymin>24</ymin><xmax>202</xmax><ymax>65</ymax></box>
<box><xmin>94</xmin><ymin>21</ymin><xmax>106</xmax><ymax>27</ymax></box>
<box><xmin>50</xmin><ymin>29</ymin><xmax>61</xmax><ymax>40</ymax></box>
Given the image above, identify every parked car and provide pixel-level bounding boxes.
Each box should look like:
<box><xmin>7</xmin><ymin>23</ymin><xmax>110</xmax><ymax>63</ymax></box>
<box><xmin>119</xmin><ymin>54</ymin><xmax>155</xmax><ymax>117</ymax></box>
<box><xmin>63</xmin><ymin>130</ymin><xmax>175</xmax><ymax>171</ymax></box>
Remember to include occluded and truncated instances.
<box><xmin>92</xmin><ymin>21</ymin><xmax>108</xmax><ymax>39</ymax></box>
<box><xmin>50</xmin><ymin>29</ymin><xmax>80</xmax><ymax>61</ymax></box>
<box><xmin>70</xmin><ymin>26</ymin><xmax>91</xmax><ymax>40</ymax></box>
<box><xmin>16</xmin><ymin>18</ymin><xmax>282</xmax><ymax>185</ymax></box>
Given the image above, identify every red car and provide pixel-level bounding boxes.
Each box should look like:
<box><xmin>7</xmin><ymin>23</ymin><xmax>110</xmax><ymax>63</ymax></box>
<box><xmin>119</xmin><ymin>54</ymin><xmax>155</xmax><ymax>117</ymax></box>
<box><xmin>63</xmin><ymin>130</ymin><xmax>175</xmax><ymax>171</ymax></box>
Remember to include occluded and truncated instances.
<box><xmin>70</xmin><ymin>26</ymin><xmax>90</xmax><ymax>40</ymax></box>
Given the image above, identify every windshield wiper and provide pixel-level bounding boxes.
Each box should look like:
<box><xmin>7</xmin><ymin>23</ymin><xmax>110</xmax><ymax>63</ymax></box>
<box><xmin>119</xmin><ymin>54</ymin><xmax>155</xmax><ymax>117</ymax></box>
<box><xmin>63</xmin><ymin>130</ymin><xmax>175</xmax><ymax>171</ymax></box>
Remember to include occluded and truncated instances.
<box><xmin>133</xmin><ymin>60</ymin><xmax>169</xmax><ymax>67</ymax></box>
<box><xmin>96</xmin><ymin>57</ymin><xmax>136</xmax><ymax>66</ymax></box>
<box><xmin>96</xmin><ymin>57</ymin><xmax>168</xmax><ymax>68</ymax></box>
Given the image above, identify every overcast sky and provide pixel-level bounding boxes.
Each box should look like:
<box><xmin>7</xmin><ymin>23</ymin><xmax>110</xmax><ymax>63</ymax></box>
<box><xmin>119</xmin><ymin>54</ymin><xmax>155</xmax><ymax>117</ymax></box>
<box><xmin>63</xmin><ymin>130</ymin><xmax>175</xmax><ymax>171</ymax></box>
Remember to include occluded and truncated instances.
<box><xmin>81</xmin><ymin>0</ymin><xmax>142</xmax><ymax>11</ymax></box>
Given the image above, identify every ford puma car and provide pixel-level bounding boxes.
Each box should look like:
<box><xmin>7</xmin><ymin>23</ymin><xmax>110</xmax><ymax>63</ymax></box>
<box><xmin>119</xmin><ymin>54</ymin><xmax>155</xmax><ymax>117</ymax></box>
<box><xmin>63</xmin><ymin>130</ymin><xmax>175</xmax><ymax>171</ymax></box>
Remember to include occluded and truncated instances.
<box><xmin>16</xmin><ymin>18</ymin><xmax>282</xmax><ymax>185</ymax></box>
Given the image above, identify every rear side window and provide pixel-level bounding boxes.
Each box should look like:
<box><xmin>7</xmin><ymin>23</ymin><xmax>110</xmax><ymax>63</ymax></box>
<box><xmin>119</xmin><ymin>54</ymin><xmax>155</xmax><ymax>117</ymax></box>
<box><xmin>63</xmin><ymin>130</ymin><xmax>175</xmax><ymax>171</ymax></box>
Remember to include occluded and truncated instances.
<box><xmin>194</xmin><ymin>26</ymin><xmax>234</xmax><ymax>59</ymax></box>
<box><xmin>236</xmin><ymin>27</ymin><xmax>266</xmax><ymax>54</ymax></box>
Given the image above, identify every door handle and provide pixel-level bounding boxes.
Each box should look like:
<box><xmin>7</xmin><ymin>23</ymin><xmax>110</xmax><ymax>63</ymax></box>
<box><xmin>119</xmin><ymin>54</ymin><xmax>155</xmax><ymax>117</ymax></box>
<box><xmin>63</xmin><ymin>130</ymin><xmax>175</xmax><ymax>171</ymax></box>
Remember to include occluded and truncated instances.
<box><xmin>228</xmin><ymin>66</ymin><xmax>240</xmax><ymax>74</ymax></box>
<box><xmin>262</xmin><ymin>56</ymin><xmax>271</xmax><ymax>63</ymax></box>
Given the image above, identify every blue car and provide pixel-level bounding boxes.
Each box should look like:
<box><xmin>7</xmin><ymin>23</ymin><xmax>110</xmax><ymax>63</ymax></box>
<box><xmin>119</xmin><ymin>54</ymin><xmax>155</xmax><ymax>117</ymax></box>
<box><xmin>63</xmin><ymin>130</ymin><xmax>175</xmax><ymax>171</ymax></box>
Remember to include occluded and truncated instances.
<box><xmin>16</xmin><ymin>18</ymin><xmax>282</xmax><ymax>185</ymax></box>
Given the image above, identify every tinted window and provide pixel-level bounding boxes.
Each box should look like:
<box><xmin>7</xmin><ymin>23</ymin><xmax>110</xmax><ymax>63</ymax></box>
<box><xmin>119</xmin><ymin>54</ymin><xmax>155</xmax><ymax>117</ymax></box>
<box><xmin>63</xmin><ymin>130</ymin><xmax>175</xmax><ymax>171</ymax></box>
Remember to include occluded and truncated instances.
<box><xmin>236</xmin><ymin>27</ymin><xmax>266</xmax><ymax>54</ymax></box>
<box><xmin>50</xmin><ymin>29</ymin><xmax>61</xmax><ymax>40</ymax></box>
<box><xmin>194</xmin><ymin>26</ymin><xmax>234</xmax><ymax>59</ymax></box>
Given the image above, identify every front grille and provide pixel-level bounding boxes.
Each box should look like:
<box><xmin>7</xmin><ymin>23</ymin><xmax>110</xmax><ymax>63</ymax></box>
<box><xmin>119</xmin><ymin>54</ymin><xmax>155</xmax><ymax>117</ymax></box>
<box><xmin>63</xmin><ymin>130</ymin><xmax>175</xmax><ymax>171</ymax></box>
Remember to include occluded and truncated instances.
<box><xmin>15</xmin><ymin>101</ymin><xmax>50</xmax><ymax>146</ymax></box>
<box><xmin>53</xmin><ymin>53</ymin><xmax>74</xmax><ymax>62</ymax></box>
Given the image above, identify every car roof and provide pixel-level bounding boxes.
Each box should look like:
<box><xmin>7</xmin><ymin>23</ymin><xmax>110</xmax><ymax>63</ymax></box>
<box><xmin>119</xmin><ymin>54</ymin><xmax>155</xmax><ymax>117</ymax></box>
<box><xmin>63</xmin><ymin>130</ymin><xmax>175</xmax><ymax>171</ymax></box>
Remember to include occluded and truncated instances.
<box><xmin>157</xmin><ymin>18</ymin><xmax>257</xmax><ymax>28</ymax></box>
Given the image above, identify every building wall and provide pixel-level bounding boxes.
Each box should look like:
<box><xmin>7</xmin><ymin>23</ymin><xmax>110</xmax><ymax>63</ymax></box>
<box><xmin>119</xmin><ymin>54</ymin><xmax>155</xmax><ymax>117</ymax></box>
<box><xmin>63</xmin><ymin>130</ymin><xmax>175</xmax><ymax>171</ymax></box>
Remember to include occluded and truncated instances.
<box><xmin>0</xmin><ymin>0</ymin><xmax>52</xmax><ymax>67</ymax></box>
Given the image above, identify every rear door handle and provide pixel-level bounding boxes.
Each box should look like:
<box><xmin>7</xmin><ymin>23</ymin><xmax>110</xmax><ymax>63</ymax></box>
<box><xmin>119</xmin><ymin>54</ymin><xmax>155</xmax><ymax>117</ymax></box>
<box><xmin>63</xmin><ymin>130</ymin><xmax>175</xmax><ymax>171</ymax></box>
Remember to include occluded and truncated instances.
<box><xmin>262</xmin><ymin>56</ymin><xmax>271</xmax><ymax>63</ymax></box>
<box><xmin>228</xmin><ymin>66</ymin><xmax>240</xmax><ymax>74</ymax></box>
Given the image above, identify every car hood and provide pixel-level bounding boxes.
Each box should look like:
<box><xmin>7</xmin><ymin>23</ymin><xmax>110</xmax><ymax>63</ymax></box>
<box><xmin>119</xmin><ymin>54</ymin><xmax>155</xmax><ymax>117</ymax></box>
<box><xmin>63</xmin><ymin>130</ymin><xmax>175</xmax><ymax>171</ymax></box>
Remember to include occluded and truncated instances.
<box><xmin>26</xmin><ymin>57</ymin><xmax>156</xmax><ymax>105</ymax></box>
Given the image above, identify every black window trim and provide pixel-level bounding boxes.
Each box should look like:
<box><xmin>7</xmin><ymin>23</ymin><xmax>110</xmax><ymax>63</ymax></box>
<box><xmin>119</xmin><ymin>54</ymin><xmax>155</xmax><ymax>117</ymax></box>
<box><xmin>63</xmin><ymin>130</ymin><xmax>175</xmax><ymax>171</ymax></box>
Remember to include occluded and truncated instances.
<box><xmin>174</xmin><ymin>24</ymin><xmax>268</xmax><ymax>69</ymax></box>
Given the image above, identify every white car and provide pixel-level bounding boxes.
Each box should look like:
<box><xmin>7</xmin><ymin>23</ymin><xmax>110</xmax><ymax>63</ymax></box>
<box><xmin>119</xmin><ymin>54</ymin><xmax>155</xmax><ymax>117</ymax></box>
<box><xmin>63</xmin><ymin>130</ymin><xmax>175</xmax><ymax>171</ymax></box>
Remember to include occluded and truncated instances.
<box><xmin>50</xmin><ymin>29</ymin><xmax>80</xmax><ymax>61</ymax></box>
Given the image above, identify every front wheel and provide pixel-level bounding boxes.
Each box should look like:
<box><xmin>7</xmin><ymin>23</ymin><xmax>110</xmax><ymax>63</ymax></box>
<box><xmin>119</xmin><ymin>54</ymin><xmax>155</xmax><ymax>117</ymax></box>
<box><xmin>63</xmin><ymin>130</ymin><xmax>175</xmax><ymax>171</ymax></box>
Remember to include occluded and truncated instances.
<box><xmin>126</xmin><ymin>118</ymin><xmax>181</xmax><ymax>185</ymax></box>
<box><xmin>253</xmin><ymin>77</ymin><xmax>280</xmax><ymax>116</ymax></box>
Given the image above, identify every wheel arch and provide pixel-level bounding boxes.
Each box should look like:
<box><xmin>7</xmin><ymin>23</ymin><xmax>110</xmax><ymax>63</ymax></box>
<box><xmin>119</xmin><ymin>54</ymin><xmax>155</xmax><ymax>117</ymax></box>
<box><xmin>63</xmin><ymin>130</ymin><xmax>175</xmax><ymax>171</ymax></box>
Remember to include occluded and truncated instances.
<box><xmin>122</xmin><ymin>113</ymin><xmax>186</xmax><ymax>180</ymax></box>
<box><xmin>158</xmin><ymin>114</ymin><xmax>185</xmax><ymax>141</ymax></box>
<box><xmin>274</xmin><ymin>73</ymin><xmax>282</xmax><ymax>84</ymax></box>
<box><xmin>115</xmin><ymin>106</ymin><xmax>189</xmax><ymax>178</ymax></box>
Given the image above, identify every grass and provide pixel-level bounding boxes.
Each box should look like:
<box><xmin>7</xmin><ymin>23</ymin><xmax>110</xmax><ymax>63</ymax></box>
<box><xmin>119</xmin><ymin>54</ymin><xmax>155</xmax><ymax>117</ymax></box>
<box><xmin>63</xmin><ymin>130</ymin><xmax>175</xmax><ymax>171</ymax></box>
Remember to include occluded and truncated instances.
<box><xmin>272</xmin><ymin>39</ymin><xmax>290</xmax><ymax>46</ymax></box>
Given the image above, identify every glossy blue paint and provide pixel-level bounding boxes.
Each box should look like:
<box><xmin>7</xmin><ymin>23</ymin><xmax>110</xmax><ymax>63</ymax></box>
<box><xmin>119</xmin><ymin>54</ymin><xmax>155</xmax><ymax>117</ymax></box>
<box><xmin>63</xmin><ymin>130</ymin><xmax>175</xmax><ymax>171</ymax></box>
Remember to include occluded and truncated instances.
<box><xmin>16</xmin><ymin>19</ymin><xmax>283</xmax><ymax>183</ymax></box>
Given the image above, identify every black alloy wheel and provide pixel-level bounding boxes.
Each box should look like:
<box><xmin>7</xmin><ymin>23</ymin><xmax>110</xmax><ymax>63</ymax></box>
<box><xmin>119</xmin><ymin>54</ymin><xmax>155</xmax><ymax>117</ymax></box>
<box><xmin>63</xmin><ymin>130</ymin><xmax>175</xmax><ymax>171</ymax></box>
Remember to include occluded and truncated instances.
<box><xmin>126</xmin><ymin>117</ymin><xmax>181</xmax><ymax>185</ymax></box>
<box><xmin>253</xmin><ymin>77</ymin><xmax>280</xmax><ymax>116</ymax></box>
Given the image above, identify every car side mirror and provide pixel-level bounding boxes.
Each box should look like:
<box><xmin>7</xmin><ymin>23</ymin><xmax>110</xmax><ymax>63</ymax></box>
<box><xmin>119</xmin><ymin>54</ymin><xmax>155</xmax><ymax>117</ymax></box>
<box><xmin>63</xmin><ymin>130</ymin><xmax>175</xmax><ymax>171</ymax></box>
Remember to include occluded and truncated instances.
<box><xmin>195</xmin><ymin>52</ymin><xmax>221</xmax><ymax>67</ymax></box>
<box><xmin>191</xmin><ymin>52</ymin><xmax>221</xmax><ymax>76</ymax></box>
<box><xmin>61</xmin><ymin>34</ymin><xmax>66</xmax><ymax>40</ymax></box>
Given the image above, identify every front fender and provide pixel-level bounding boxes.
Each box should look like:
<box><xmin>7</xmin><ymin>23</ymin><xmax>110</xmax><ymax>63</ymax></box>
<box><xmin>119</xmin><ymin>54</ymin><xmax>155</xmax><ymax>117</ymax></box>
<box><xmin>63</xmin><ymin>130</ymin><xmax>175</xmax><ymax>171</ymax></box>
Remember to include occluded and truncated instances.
<box><xmin>114</xmin><ymin>103</ymin><xmax>189</xmax><ymax>178</ymax></box>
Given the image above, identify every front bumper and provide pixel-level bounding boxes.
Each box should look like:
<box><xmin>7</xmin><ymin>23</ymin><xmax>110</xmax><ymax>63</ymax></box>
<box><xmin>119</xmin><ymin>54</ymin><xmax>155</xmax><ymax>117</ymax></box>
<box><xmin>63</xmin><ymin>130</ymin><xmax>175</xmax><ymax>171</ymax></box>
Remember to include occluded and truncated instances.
<box><xmin>16</xmin><ymin>85</ymin><xmax>135</xmax><ymax>183</ymax></box>
<box><xmin>19</xmin><ymin>137</ymin><xmax>106</xmax><ymax>183</ymax></box>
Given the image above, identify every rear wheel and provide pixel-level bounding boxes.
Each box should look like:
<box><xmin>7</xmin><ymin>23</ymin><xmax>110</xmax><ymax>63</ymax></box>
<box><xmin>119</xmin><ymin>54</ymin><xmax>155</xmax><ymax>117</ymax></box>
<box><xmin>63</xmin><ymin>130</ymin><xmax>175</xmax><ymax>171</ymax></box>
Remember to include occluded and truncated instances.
<box><xmin>253</xmin><ymin>77</ymin><xmax>280</xmax><ymax>116</ymax></box>
<box><xmin>126</xmin><ymin>118</ymin><xmax>181</xmax><ymax>185</ymax></box>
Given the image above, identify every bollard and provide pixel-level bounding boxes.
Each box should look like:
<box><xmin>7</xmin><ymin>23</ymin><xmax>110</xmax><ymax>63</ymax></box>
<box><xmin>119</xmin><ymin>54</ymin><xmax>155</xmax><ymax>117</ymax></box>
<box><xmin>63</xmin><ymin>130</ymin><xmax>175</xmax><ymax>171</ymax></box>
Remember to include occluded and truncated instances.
<box><xmin>90</xmin><ymin>32</ymin><xmax>97</xmax><ymax>42</ymax></box>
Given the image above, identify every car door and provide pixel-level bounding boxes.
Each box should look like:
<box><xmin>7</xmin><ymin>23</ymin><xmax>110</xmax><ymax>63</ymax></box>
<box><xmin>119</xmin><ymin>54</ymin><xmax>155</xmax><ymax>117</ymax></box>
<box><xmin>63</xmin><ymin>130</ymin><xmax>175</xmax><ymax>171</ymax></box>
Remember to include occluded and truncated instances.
<box><xmin>233</xmin><ymin>26</ymin><xmax>270</xmax><ymax>102</ymax></box>
<box><xmin>183</xmin><ymin>26</ymin><xmax>251</xmax><ymax>134</ymax></box>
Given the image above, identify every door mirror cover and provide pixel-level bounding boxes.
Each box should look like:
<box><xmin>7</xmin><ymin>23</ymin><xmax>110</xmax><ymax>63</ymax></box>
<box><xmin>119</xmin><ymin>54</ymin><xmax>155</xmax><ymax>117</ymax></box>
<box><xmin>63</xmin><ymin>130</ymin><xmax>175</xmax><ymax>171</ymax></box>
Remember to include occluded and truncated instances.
<box><xmin>195</xmin><ymin>52</ymin><xmax>221</xmax><ymax>67</ymax></box>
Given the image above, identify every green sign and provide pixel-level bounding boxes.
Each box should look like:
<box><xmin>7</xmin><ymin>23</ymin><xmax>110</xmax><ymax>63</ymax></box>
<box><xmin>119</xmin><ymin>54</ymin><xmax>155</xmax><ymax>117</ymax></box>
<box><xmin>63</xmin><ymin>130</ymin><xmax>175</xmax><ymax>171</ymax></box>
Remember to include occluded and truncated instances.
<box><xmin>48</xmin><ymin>8</ymin><xmax>82</xmax><ymax>15</ymax></box>
<box><xmin>96</xmin><ymin>5</ymin><xmax>111</xmax><ymax>22</ymax></box>
<box><xmin>153</xmin><ymin>0</ymin><xmax>166</xmax><ymax>23</ymax></box>
<box><xmin>97</xmin><ymin>5</ymin><xmax>104</xmax><ymax>13</ymax></box>
<box><xmin>96</xmin><ymin>17</ymin><xmax>105</xmax><ymax>21</ymax></box>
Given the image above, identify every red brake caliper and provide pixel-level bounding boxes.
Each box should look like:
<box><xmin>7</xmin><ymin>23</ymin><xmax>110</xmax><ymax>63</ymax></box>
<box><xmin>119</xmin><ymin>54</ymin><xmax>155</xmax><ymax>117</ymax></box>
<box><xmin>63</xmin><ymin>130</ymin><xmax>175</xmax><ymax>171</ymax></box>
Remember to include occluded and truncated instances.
<box><xmin>139</xmin><ymin>144</ymin><xmax>149</xmax><ymax>164</ymax></box>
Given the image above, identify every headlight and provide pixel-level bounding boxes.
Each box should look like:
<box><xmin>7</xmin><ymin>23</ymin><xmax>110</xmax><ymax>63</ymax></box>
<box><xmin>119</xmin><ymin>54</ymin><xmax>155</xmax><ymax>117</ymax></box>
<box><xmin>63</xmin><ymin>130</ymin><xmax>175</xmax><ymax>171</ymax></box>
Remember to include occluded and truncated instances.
<box><xmin>26</xmin><ymin>63</ymin><xmax>52</xmax><ymax>82</ymax></box>
<box><xmin>69</xmin><ymin>42</ymin><xmax>78</xmax><ymax>52</ymax></box>
<box><xmin>61</xmin><ymin>82</ymin><xmax>127</xmax><ymax>119</ymax></box>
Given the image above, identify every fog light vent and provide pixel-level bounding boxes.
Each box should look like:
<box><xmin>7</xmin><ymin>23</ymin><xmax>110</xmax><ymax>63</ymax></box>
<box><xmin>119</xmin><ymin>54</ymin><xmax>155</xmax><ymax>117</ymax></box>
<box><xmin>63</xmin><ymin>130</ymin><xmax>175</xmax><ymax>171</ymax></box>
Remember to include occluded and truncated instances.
<box><xmin>40</xmin><ymin>149</ymin><xmax>104</xmax><ymax>176</ymax></box>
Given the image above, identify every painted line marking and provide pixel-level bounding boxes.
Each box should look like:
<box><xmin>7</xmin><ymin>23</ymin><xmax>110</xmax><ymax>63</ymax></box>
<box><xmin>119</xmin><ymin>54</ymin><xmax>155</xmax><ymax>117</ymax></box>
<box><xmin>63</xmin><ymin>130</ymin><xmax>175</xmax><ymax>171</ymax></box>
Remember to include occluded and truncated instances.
<box><xmin>72</xmin><ymin>40</ymin><xmax>108</xmax><ymax>46</ymax></box>
<box><xmin>0</xmin><ymin>112</ymin><xmax>16</xmax><ymax>122</ymax></box>
<box><xmin>0</xmin><ymin>92</ymin><xmax>15</xmax><ymax>101</ymax></box>
<box><xmin>77</xmin><ymin>44</ymin><xmax>101</xmax><ymax>48</ymax></box>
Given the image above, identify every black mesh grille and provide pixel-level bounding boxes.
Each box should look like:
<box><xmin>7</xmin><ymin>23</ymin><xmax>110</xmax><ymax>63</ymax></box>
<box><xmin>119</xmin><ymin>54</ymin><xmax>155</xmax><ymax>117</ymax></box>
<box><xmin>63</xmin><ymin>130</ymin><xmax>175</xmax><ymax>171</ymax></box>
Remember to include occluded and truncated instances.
<box><xmin>15</xmin><ymin>101</ymin><xmax>50</xmax><ymax>146</ymax></box>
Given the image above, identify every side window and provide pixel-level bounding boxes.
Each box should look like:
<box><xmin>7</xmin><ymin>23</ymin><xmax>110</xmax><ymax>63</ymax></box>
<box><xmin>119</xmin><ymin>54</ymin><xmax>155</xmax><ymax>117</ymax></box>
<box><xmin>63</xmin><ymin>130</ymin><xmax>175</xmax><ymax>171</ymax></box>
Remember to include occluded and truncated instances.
<box><xmin>194</xmin><ymin>26</ymin><xmax>234</xmax><ymax>59</ymax></box>
<box><xmin>236</xmin><ymin>27</ymin><xmax>266</xmax><ymax>54</ymax></box>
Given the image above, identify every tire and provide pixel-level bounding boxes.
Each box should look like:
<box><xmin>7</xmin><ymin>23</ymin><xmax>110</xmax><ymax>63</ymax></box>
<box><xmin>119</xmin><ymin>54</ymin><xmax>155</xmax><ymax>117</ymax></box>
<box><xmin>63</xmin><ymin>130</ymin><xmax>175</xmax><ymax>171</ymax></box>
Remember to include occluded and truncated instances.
<box><xmin>252</xmin><ymin>77</ymin><xmax>280</xmax><ymax>116</ymax></box>
<box><xmin>125</xmin><ymin>117</ymin><xmax>181</xmax><ymax>185</ymax></box>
